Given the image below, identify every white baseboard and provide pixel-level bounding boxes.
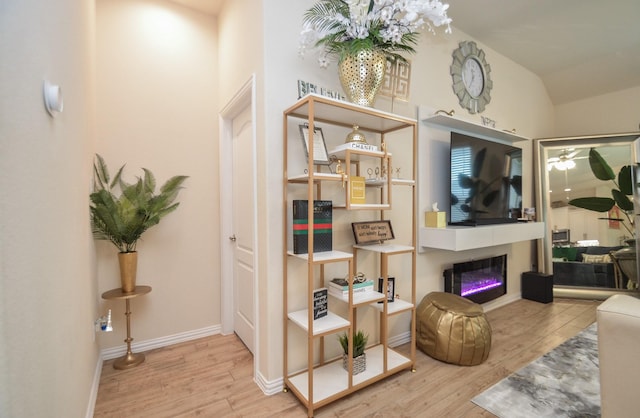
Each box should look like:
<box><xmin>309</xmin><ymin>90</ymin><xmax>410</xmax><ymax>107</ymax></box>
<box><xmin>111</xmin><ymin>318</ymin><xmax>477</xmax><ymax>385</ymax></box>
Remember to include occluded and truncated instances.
<box><xmin>100</xmin><ymin>324</ymin><xmax>221</xmax><ymax>360</ymax></box>
<box><xmin>85</xmin><ymin>352</ymin><xmax>103</xmax><ymax>418</ymax></box>
<box><xmin>388</xmin><ymin>331</ymin><xmax>412</xmax><ymax>347</ymax></box>
<box><xmin>255</xmin><ymin>370</ymin><xmax>283</xmax><ymax>396</ymax></box>
<box><xmin>483</xmin><ymin>293</ymin><xmax>521</xmax><ymax>312</ymax></box>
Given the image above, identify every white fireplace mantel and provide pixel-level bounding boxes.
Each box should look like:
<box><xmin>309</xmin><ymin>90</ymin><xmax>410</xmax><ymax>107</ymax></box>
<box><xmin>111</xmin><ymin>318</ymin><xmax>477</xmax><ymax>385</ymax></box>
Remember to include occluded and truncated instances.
<box><xmin>419</xmin><ymin>222</ymin><xmax>545</xmax><ymax>251</ymax></box>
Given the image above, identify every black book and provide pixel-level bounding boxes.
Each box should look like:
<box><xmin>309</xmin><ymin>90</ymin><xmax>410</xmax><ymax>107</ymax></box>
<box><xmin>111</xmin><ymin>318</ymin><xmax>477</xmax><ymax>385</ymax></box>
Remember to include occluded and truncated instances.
<box><xmin>292</xmin><ymin>200</ymin><xmax>332</xmax><ymax>254</ymax></box>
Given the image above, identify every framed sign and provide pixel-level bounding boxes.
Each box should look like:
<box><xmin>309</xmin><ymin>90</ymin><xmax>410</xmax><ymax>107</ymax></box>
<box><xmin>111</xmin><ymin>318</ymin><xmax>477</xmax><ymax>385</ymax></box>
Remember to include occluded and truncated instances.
<box><xmin>351</xmin><ymin>220</ymin><xmax>395</xmax><ymax>245</ymax></box>
<box><xmin>378</xmin><ymin>277</ymin><xmax>395</xmax><ymax>302</ymax></box>
<box><xmin>299</xmin><ymin>124</ymin><xmax>330</xmax><ymax>165</ymax></box>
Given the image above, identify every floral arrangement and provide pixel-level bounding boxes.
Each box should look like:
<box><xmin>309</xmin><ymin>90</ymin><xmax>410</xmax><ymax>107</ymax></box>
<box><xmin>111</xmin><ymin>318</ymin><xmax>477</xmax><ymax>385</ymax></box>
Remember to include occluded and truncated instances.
<box><xmin>300</xmin><ymin>0</ymin><xmax>452</xmax><ymax>67</ymax></box>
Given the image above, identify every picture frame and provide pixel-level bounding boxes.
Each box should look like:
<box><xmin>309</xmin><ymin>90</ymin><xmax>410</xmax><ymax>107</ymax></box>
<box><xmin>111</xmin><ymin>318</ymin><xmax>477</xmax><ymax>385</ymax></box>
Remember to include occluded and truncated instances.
<box><xmin>313</xmin><ymin>288</ymin><xmax>328</xmax><ymax>319</ymax></box>
<box><xmin>299</xmin><ymin>124</ymin><xmax>330</xmax><ymax>165</ymax></box>
<box><xmin>351</xmin><ymin>220</ymin><xmax>395</xmax><ymax>245</ymax></box>
<box><xmin>378</xmin><ymin>277</ymin><xmax>395</xmax><ymax>302</ymax></box>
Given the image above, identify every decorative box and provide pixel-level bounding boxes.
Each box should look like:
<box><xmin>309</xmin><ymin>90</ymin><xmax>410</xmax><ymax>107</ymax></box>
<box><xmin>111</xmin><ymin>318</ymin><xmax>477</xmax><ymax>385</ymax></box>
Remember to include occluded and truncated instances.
<box><xmin>425</xmin><ymin>211</ymin><xmax>446</xmax><ymax>228</ymax></box>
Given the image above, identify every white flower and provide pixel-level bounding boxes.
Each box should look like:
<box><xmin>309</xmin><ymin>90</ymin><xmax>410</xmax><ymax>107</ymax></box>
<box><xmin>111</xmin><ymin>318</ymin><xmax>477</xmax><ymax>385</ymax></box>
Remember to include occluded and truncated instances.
<box><xmin>300</xmin><ymin>0</ymin><xmax>452</xmax><ymax>66</ymax></box>
<box><xmin>318</xmin><ymin>54</ymin><xmax>330</xmax><ymax>68</ymax></box>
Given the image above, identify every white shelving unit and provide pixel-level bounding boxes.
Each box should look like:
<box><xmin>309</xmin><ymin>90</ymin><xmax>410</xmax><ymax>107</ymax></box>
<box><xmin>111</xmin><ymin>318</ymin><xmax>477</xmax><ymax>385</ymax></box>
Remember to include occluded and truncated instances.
<box><xmin>283</xmin><ymin>94</ymin><xmax>417</xmax><ymax>417</ymax></box>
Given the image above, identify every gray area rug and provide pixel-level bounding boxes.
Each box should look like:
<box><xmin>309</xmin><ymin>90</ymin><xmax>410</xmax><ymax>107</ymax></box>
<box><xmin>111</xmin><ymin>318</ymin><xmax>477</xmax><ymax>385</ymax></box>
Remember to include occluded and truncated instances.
<box><xmin>472</xmin><ymin>323</ymin><xmax>599</xmax><ymax>418</ymax></box>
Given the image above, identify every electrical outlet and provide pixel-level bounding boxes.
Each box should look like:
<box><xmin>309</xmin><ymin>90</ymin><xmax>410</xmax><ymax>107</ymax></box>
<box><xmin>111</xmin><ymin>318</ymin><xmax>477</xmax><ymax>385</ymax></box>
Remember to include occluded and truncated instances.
<box><xmin>94</xmin><ymin>310</ymin><xmax>113</xmax><ymax>334</ymax></box>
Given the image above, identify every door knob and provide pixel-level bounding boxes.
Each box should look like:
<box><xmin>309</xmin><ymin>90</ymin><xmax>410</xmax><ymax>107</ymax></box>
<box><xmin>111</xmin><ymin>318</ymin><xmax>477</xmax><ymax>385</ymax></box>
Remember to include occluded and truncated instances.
<box><xmin>229</xmin><ymin>234</ymin><xmax>237</xmax><ymax>242</ymax></box>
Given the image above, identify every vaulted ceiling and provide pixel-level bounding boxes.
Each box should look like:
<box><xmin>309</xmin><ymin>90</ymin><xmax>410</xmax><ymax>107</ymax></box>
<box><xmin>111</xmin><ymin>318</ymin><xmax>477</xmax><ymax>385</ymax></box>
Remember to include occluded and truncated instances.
<box><xmin>448</xmin><ymin>0</ymin><xmax>640</xmax><ymax>104</ymax></box>
<box><xmin>173</xmin><ymin>0</ymin><xmax>640</xmax><ymax>105</ymax></box>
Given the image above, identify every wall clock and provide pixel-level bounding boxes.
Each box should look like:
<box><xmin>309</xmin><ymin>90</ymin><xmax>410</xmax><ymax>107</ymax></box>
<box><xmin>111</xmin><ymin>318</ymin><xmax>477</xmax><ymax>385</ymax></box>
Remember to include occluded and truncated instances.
<box><xmin>450</xmin><ymin>41</ymin><xmax>492</xmax><ymax>114</ymax></box>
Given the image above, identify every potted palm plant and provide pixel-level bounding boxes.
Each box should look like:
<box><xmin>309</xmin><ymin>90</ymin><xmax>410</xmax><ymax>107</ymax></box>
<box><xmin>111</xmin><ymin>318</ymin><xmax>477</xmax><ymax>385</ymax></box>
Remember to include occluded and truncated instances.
<box><xmin>90</xmin><ymin>154</ymin><xmax>188</xmax><ymax>292</ymax></box>
<box><xmin>339</xmin><ymin>329</ymin><xmax>368</xmax><ymax>375</ymax></box>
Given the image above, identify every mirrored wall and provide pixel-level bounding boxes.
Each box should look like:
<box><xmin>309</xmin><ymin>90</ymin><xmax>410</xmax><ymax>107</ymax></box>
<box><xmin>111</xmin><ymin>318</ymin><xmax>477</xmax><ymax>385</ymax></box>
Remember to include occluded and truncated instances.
<box><xmin>534</xmin><ymin>132</ymin><xmax>640</xmax><ymax>299</ymax></box>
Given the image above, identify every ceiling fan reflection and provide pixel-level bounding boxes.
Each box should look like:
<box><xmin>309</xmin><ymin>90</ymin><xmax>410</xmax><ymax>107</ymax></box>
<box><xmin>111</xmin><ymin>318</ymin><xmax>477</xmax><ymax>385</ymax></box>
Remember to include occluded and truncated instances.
<box><xmin>547</xmin><ymin>148</ymin><xmax>588</xmax><ymax>171</ymax></box>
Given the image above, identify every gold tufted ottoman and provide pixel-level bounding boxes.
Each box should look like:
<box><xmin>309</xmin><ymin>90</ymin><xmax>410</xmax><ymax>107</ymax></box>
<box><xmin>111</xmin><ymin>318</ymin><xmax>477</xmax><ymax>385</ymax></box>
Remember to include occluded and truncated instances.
<box><xmin>416</xmin><ymin>292</ymin><xmax>491</xmax><ymax>366</ymax></box>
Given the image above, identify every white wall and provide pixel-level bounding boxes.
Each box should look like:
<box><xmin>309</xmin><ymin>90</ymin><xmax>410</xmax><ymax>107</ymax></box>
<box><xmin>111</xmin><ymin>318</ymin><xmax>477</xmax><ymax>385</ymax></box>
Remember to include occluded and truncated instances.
<box><xmin>94</xmin><ymin>0</ymin><xmax>220</xmax><ymax>348</ymax></box>
<box><xmin>0</xmin><ymin>1</ymin><xmax>98</xmax><ymax>417</ymax></box>
<box><xmin>554</xmin><ymin>86</ymin><xmax>640</xmax><ymax>136</ymax></box>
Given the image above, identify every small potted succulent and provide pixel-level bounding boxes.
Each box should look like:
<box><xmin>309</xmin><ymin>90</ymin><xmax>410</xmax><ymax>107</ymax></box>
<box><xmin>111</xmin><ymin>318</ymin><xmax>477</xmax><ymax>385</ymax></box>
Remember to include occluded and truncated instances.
<box><xmin>339</xmin><ymin>329</ymin><xmax>368</xmax><ymax>375</ymax></box>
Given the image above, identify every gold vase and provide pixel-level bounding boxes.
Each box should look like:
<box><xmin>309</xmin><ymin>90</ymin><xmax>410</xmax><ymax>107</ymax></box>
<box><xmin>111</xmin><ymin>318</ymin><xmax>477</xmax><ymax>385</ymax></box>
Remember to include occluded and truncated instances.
<box><xmin>118</xmin><ymin>252</ymin><xmax>138</xmax><ymax>293</ymax></box>
<box><xmin>338</xmin><ymin>49</ymin><xmax>387</xmax><ymax>107</ymax></box>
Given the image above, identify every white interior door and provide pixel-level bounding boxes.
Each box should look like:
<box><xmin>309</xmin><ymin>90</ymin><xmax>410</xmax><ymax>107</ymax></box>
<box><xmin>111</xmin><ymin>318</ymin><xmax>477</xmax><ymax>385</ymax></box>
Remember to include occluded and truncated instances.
<box><xmin>230</xmin><ymin>106</ymin><xmax>255</xmax><ymax>353</ymax></box>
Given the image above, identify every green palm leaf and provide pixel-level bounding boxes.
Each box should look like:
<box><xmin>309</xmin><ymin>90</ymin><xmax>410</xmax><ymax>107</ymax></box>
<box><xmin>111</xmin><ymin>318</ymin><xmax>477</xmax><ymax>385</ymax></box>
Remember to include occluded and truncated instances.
<box><xmin>588</xmin><ymin>148</ymin><xmax>615</xmax><ymax>181</ymax></box>
<box><xmin>568</xmin><ymin>197</ymin><xmax>615</xmax><ymax>212</ymax></box>
<box><xmin>618</xmin><ymin>165</ymin><xmax>633</xmax><ymax>195</ymax></box>
<box><xmin>89</xmin><ymin>154</ymin><xmax>188</xmax><ymax>253</ymax></box>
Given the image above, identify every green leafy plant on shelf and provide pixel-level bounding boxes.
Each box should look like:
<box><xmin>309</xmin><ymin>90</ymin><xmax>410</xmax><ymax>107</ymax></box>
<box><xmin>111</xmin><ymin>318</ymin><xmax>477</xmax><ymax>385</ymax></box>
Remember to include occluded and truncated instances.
<box><xmin>90</xmin><ymin>154</ymin><xmax>189</xmax><ymax>253</ymax></box>
<box><xmin>338</xmin><ymin>329</ymin><xmax>369</xmax><ymax>358</ymax></box>
<box><xmin>568</xmin><ymin>148</ymin><xmax>635</xmax><ymax>237</ymax></box>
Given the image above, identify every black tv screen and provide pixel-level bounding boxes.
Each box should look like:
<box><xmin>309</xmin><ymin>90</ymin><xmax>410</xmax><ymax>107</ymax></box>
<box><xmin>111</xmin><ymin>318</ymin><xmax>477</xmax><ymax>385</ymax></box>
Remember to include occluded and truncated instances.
<box><xmin>449</xmin><ymin>133</ymin><xmax>522</xmax><ymax>226</ymax></box>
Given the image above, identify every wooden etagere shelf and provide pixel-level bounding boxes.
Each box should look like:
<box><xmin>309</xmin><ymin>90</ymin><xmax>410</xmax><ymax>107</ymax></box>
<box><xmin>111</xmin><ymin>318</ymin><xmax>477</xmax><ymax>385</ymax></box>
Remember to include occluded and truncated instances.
<box><xmin>282</xmin><ymin>94</ymin><xmax>417</xmax><ymax>417</ymax></box>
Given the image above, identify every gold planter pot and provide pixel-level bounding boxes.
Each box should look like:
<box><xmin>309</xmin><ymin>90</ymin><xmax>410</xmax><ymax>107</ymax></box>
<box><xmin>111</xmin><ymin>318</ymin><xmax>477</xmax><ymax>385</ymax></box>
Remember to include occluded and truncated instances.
<box><xmin>118</xmin><ymin>251</ymin><xmax>138</xmax><ymax>293</ymax></box>
<box><xmin>338</xmin><ymin>49</ymin><xmax>387</xmax><ymax>107</ymax></box>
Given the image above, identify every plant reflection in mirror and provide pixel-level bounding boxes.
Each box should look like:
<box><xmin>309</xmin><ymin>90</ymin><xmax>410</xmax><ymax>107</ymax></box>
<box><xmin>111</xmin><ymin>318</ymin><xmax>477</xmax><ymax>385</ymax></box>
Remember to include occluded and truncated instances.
<box><xmin>568</xmin><ymin>148</ymin><xmax>635</xmax><ymax>238</ymax></box>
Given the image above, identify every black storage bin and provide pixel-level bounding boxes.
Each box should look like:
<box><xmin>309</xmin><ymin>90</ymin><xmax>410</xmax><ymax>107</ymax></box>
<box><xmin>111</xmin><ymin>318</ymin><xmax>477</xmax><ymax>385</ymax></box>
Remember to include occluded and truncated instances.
<box><xmin>521</xmin><ymin>271</ymin><xmax>554</xmax><ymax>303</ymax></box>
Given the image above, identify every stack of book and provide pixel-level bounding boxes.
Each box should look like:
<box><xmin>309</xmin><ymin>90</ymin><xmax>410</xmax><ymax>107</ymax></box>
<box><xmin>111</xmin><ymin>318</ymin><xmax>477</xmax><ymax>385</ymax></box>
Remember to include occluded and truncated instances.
<box><xmin>328</xmin><ymin>277</ymin><xmax>374</xmax><ymax>298</ymax></box>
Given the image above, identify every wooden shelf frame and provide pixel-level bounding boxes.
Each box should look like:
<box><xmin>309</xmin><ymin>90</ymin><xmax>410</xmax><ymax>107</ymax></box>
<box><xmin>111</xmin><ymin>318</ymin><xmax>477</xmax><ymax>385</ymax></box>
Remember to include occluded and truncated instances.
<box><xmin>283</xmin><ymin>94</ymin><xmax>418</xmax><ymax>417</ymax></box>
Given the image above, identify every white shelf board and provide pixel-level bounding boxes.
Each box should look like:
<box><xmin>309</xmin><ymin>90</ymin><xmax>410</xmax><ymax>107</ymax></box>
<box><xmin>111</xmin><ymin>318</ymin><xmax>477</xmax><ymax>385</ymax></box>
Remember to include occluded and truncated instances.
<box><xmin>286</xmin><ymin>93</ymin><xmax>416</xmax><ymax>134</ymax></box>
<box><xmin>288</xmin><ymin>172</ymin><xmax>342</xmax><ymax>183</ymax></box>
<box><xmin>353</xmin><ymin>243</ymin><xmax>414</xmax><ymax>254</ymax></box>
<box><xmin>422</xmin><ymin>113</ymin><xmax>529</xmax><ymax>143</ymax></box>
<box><xmin>287</xmin><ymin>310</ymin><xmax>350</xmax><ymax>335</ymax></box>
<box><xmin>391</xmin><ymin>178</ymin><xmax>415</xmax><ymax>186</ymax></box>
<box><xmin>419</xmin><ymin>222</ymin><xmax>545</xmax><ymax>251</ymax></box>
<box><xmin>288</xmin><ymin>250</ymin><xmax>353</xmax><ymax>263</ymax></box>
<box><xmin>287</xmin><ymin>345</ymin><xmax>411</xmax><ymax>404</ymax></box>
<box><xmin>328</xmin><ymin>147</ymin><xmax>392</xmax><ymax>160</ymax></box>
<box><xmin>337</xmin><ymin>203</ymin><xmax>391</xmax><ymax>210</ymax></box>
<box><xmin>371</xmin><ymin>298</ymin><xmax>414</xmax><ymax>314</ymax></box>
<box><xmin>329</xmin><ymin>291</ymin><xmax>385</xmax><ymax>305</ymax></box>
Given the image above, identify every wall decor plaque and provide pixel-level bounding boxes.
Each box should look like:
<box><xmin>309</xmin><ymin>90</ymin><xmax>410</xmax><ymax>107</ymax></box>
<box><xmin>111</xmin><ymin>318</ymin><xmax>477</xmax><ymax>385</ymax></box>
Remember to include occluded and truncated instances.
<box><xmin>351</xmin><ymin>220</ymin><xmax>394</xmax><ymax>245</ymax></box>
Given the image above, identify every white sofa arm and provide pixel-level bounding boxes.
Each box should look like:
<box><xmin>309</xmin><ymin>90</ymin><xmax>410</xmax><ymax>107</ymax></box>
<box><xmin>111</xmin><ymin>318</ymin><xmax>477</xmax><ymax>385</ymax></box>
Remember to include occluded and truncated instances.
<box><xmin>597</xmin><ymin>294</ymin><xmax>640</xmax><ymax>418</ymax></box>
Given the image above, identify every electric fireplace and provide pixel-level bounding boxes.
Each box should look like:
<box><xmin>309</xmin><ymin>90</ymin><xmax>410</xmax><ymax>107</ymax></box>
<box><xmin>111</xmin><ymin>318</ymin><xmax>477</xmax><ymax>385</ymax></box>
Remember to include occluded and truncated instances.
<box><xmin>444</xmin><ymin>255</ymin><xmax>507</xmax><ymax>304</ymax></box>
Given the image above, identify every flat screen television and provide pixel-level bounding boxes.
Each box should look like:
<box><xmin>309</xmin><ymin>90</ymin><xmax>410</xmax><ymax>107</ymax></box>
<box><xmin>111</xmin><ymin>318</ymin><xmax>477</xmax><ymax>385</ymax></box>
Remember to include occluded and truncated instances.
<box><xmin>449</xmin><ymin>132</ymin><xmax>522</xmax><ymax>226</ymax></box>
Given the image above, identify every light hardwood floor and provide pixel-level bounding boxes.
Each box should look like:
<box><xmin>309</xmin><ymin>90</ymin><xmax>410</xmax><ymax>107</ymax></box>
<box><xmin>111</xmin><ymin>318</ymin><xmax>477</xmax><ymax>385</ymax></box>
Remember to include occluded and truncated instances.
<box><xmin>94</xmin><ymin>298</ymin><xmax>600</xmax><ymax>417</ymax></box>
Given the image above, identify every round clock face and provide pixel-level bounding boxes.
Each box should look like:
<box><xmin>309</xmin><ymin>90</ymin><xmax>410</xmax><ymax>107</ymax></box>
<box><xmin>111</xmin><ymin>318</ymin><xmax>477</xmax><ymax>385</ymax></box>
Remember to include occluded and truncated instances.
<box><xmin>462</xmin><ymin>57</ymin><xmax>484</xmax><ymax>98</ymax></box>
<box><xmin>451</xmin><ymin>41</ymin><xmax>492</xmax><ymax>114</ymax></box>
